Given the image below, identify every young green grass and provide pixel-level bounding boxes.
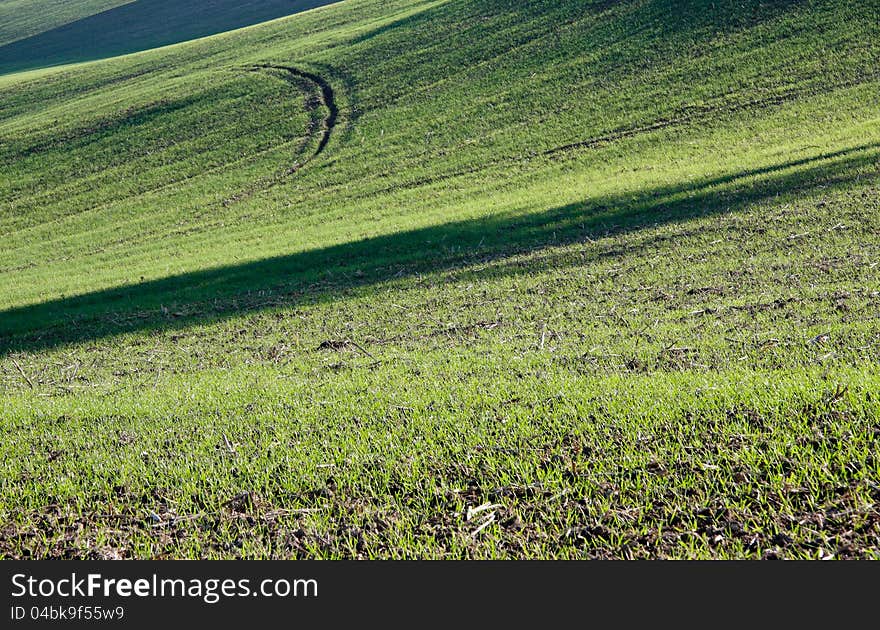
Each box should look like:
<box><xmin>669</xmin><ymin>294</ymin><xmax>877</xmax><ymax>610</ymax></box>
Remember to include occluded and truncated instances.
<box><xmin>0</xmin><ymin>0</ymin><xmax>878</xmax><ymax>558</ymax></box>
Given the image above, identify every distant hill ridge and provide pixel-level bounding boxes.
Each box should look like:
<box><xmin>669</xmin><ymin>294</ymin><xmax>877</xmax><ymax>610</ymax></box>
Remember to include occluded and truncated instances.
<box><xmin>0</xmin><ymin>0</ymin><xmax>339</xmax><ymax>75</ymax></box>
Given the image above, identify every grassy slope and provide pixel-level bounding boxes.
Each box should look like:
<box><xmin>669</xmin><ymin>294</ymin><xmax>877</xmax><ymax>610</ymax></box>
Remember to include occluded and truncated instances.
<box><xmin>0</xmin><ymin>0</ymin><xmax>340</xmax><ymax>74</ymax></box>
<box><xmin>0</xmin><ymin>0</ymin><xmax>133</xmax><ymax>46</ymax></box>
<box><xmin>0</xmin><ymin>0</ymin><xmax>878</xmax><ymax>559</ymax></box>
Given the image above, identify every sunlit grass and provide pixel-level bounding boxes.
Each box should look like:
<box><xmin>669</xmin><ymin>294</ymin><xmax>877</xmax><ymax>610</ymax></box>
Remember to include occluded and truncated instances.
<box><xmin>0</xmin><ymin>0</ymin><xmax>878</xmax><ymax>558</ymax></box>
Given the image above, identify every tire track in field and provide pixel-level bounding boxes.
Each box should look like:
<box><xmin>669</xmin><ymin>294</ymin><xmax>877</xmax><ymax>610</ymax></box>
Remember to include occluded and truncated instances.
<box><xmin>210</xmin><ymin>64</ymin><xmax>339</xmax><ymax>209</ymax></box>
<box><xmin>249</xmin><ymin>63</ymin><xmax>338</xmax><ymax>163</ymax></box>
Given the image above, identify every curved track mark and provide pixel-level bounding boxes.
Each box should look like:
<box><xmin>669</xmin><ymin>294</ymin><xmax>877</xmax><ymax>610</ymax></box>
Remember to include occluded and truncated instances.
<box><xmin>250</xmin><ymin>63</ymin><xmax>338</xmax><ymax>160</ymax></box>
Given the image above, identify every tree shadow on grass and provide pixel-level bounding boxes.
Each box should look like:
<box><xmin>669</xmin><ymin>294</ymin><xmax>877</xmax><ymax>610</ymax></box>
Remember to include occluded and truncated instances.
<box><xmin>1</xmin><ymin>143</ymin><xmax>877</xmax><ymax>355</ymax></box>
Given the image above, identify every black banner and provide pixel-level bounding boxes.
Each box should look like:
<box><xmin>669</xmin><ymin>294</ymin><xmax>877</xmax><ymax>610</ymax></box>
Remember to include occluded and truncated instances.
<box><xmin>1</xmin><ymin>561</ymin><xmax>876</xmax><ymax>627</ymax></box>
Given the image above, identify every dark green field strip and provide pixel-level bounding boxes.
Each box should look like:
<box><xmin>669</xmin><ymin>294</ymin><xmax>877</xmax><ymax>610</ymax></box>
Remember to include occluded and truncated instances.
<box><xmin>0</xmin><ymin>0</ymin><xmax>342</xmax><ymax>75</ymax></box>
<box><xmin>0</xmin><ymin>0</ymin><xmax>132</xmax><ymax>47</ymax></box>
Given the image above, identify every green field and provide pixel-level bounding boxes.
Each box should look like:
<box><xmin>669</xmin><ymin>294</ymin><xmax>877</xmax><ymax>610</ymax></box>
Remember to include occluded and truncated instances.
<box><xmin>1</xmin><ymin>0</ymin><xmax>878</xmax><ymax>559</ymax></box>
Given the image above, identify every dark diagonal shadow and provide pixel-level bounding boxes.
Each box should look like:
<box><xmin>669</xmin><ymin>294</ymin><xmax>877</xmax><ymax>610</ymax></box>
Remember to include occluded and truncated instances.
<box><xmin>0</xmin><ymin>0</ymin><xmax>341</xmax><ymax>75</ymax></box>
<box><xmin>1</xmin><ymin>143</ymin><xmax>877</xmax><ymax>355</ymax></box>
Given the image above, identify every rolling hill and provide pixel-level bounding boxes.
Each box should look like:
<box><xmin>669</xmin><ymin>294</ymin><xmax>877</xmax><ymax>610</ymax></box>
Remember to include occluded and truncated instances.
<box><xmin>0</xmin><ymin>0</ymin><xmax>340</xmax><ymax>74</ymax></box>
<box><xmin>1</xmin><ymin>0</ymin><xmax>878</xmax><ymax>559</ymax></box>
<box><xmin>0</xmin><ymin>0</ymin><xmax>133</xmax><ymax>47</ymax></box>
